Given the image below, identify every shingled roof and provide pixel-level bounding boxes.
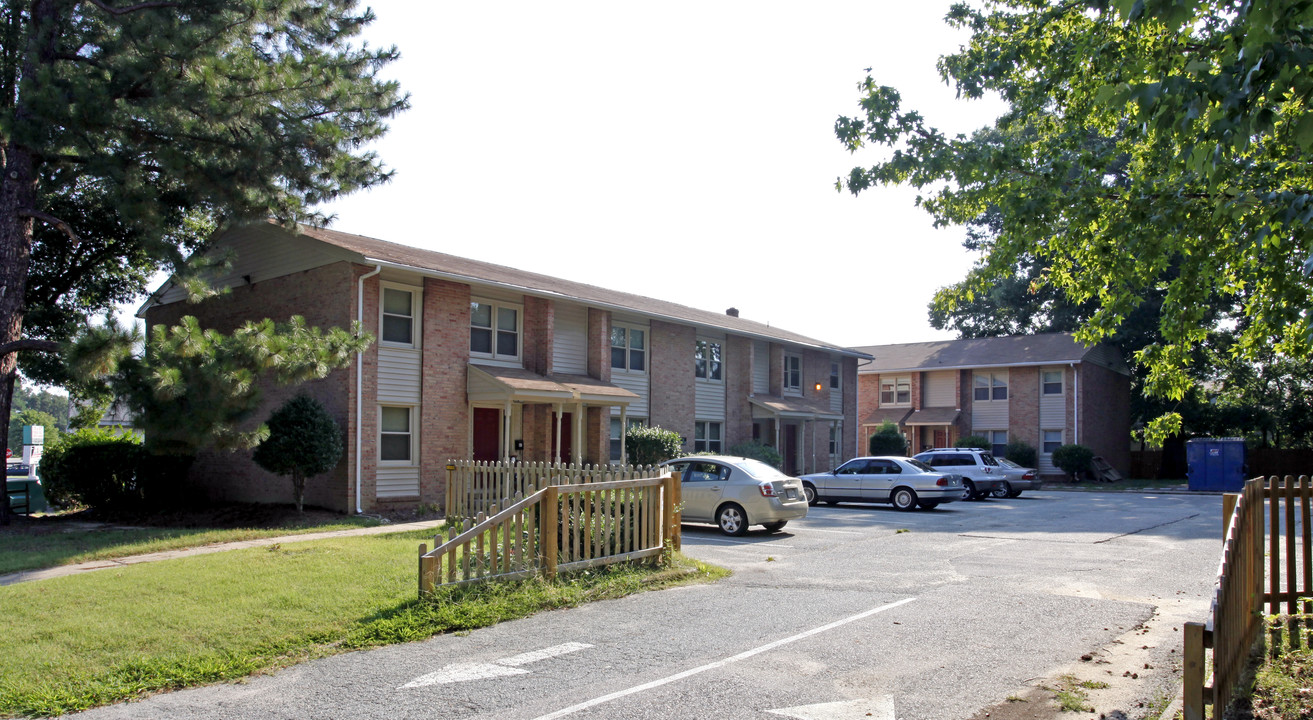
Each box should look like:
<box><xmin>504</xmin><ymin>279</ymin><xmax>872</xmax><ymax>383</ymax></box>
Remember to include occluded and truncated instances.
<box><xmin>296</xmin><ymin>224</ymin><xmax>869</xmax><ymax>358</ymax></box>
<box><xmin>852</xmin><ymin>333</ymin><xmax>1127</xmax><ymax>374</ymax></box>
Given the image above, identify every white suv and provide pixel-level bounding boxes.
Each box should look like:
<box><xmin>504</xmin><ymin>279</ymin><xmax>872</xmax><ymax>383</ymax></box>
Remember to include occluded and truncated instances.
<box><xmin>913</xmin><ymin>448</ymin><xmax>1006</xmax><ymax>501</ymax></box>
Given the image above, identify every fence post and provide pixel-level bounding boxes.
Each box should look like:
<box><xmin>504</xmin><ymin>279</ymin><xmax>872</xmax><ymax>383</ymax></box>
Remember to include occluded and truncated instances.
<box><xmin>665</xmin><ymin>471</ymin><xmax>681</xmax><ymax>552</ymax></box>
<box><xmin>1222</xmin><ymin>493</ymin><xmax>1238</xmax><ymax>543</ymax></box>
<box><xmin>543</xmin><ymin>485</ymin><xmax>559</xmax><ymax>580</ymax></box>
<box><xmin>418</xmin><ymin>543</ymin><xmax>433</xmax><ymax>598</ymax></box>
<box><xmin>446</xmin><ymin>464</ymin><xmax>456</xmax><ymax>519</ymax></box>
<box><xmin>1183</xmin><ymin>621</ymin><xmax>1206</xmax><ymax>720</ymax></box>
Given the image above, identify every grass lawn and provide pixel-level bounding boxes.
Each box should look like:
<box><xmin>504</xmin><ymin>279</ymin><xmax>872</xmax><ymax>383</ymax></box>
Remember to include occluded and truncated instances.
<box><xmin>0</xmin><ymin>505</ymin><xmax>389</xmax><ymax>575</ymax></box>
<box><xmin>0</xmin><ymin>528</ymin><xmax>724</xmax><ymax>718</ymax></box>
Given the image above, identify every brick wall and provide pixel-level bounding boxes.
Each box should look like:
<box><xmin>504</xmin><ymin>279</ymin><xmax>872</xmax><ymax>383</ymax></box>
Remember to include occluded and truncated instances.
<box><xmin>725</xmin><ymin>335</ymin><xmax>754</xmax><ymax>450</ymax></box>
<box><xmin>522</xmin><ymin>296</ymin><xmax>553</xmax><ymax>376</ymax></box>
<box><xmin>143</xmin><ymin>261</ymin><xmax>357</xmax><ymax>512</ymax></box>
<box><xmin>857</xmin><ymin>372</ymin><xmax>879</xmax><ymax>447</ymax></box>
<box><xmin>842</xmin><ymin>357</ymin><xmax>858</xmax><ymax>459</ymax></box>
<box><xmin>419</xmin><ymin>277</ymin><xmax>472</xmax><ymax>510</ymax></box>
<box><xmin>1008</xmin><ymin>366</ymin><xmax>1040</xmax><ymax>450</ymax></box>
<box><xmin>649</xmin><ymin>320</ymin><xmax>695</xmax><ymax>452</ymax></box>
<box><xmin>587</xmin><ymin>308</ymin><xmax>610</xmax><ymax>383</ymax></box>
<box><xmin>1079</xmin><ymin>362</ymin><xmax>1131</xmax><ymax>474</ymax></box>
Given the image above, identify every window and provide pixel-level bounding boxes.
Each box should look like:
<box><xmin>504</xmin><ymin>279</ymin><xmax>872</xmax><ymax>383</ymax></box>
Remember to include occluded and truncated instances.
<box><xmin>985</xmin><ymin>430</ymin><xmax>1007</xmax><ymax>458</ymax></box>
<box><xmin>973</xmin><ymin>372</ymin><xmax>1008</xmax><ymax>401</ymax></box>
<box><xmin>828</xmin><ymin>423</ymin><xmax>841</xmax><ymax>456</ymax></box>
<box><xmin>870</xmin><ymin>459</ymin><xmax>901</xmax><ymax>474</ymax></box>
<box><xmin>470</xmin><ymin>300</ymin><xmax>520</xmax><ymax>361</ymax></box>
<box><xmin>783</xmin><ymin>354</ymin><xmax>801</xmax><ymax>392</ymax></box>
<box><xmin>695</xmin><ymin>340</ymin><xmax>722</xmax><ymax>381</ymax></box>
<box><xmin>1043</xmin><ymin>430</ymin><xmax>1063</xmax><ymax>454</ymax></box>
<box><xmin>610</xmin><ymin>325</ymin><xmax>646</xmax><ymax>372</ymax></box>
<box><xmin>830</xmin><ymin>362</ymin><xmax>841</xmax><ymax>390</ymax></box>
<box><xmin>380</xmin><ymin>406</ymin><xmax>413</xmax><ymax>462</ymax></box>
<box><xmin>1042</xmin><ymin>370</ymin><xmax>1064</xmax><ymax>395</ymax></box>
<box><xmin>694</xmin><ymin>421</ymin><xmax>722</xmax><ymax>453</ymax></box>
<box><xmin>880</xmin><ymin>376</ymin><xmax>911</xmax><ymax>405</ymax></box>
<box><xmin>381</xmin><ymin>287</ymin><xmax>416</xmax><ymax>346</ymax></box>
<box><xmin>609</xmin><ymin>416</ymin><xmax>646</xmax><ymax>462</ymax></box>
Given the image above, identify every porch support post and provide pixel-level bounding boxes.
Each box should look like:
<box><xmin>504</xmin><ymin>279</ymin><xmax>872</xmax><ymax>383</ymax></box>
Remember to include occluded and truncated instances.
<box><xmin>554</xmin><ymin>403</ymin><xmax>563</xmax><ymax>464</ymax></box>
<box><xmin>503</xmin><ymin>401</ymin><xmax>512</xmax><ymax>461</ymax></box>
<box><xmin>573</xmin><ymin>402</ymin><xmax>583</xmax><ymax>465</ymax></box>
<box><xmin>620</xmin><ymin>406</ymin><xmax>628</xmax><ymax>466</ymax></box>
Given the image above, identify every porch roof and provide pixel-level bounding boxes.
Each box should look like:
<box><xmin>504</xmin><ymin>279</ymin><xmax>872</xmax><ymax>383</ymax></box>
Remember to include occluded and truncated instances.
<box><xmin>467</xmin><ymin>364</ymin><xmax>637</xmax><ymax>406</ymax></box>
<box><xmin>862</xmin><ymin>408</ymin><xmax>912</xmax><ymax>427</ymax></box>
<box><xmin>749</xmin><ymin>394</ymin><xmax>843</xmax><ymax>421</ymax></box>
<box><xmin>903</xmin><ymin>408</ymin><xmax>961</xmax><ymax>426</ymax></box>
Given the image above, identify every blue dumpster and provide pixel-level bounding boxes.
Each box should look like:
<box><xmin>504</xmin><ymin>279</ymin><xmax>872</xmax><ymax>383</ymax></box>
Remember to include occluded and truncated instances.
<box><xmin>1186</xmin><ymin>438</ymin><xmax>1247</xmax><ymax>492</ymax></box>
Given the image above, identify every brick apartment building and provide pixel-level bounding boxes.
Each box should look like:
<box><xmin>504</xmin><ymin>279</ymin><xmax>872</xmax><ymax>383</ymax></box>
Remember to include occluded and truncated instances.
<box><xmin>852</xmin><ymin>334</ymin><xmax>1131</xmax><ymax>477</ymax></box>
<box><xmin>140</xmin><ymin>222</ymin><xmax>868</xmax><ymax>513</ymax></box>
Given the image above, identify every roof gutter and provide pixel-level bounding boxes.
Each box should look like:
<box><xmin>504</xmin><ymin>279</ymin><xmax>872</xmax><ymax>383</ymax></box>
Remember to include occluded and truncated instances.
<box><xmin>355</xmin><ymin>264</ymin><xmax>383</xmax><ymax>514</ymax></box>
<box><xmin>359</xmin><ymin>256</ymin><xmax>872</xmax><ymax>360</ymax></box>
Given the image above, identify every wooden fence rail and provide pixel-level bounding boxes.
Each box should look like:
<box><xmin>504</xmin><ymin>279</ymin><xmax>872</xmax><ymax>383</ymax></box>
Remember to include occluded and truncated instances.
<box><xmin>445</xmin><ymin>460</ymin><xmax>664</xmax><ymax>522</ymax></box>
<box><xmin>419</xmin><ymin>470</ymin><xmax>681</xmax><ymax>596</ymax></box>
<box><xmin>1185</xmin><ymin>475</ymin><xmax>1312</xmax><ymax>720</ymax></box>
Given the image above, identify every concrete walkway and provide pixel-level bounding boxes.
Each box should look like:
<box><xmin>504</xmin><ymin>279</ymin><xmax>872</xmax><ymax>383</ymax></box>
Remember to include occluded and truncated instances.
<box><xmin>0</xmin><ymin>518</ymin><xmax>445</xmax><ymax>587</ymax></box>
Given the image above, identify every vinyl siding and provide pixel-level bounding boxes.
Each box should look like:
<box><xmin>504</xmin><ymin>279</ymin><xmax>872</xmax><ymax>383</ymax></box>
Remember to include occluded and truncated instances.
<box><xmin>552</xmin><ymin>302</ymin><xmax>588</xmax><ymax>374</ymax></box>
<box><xmin>972</xmin><ymin>398</ymin><xmax>1009</xmax><ymax>431</ymax></box>
<box><xmin>695</xmin><ymin>380</ymin><xmax>726</xmax><ymax>421</ymax></box>
<box><xmin>924</xmin><ymin>371</ymin><xmax>955</xmax><ymax>407</ymax></box>
<box><xmin>753</xmin><ymin>341</ymin><xmax>769</xmax><ymax>394</ymax></box>
<box><xmin>376</xmin><ymin>467</ymin><xmax>420</xmax><ymax>499</ymax></box>
<box><xmin>612</xmin><ymin>372</ymin><xmax>650</xmax><ymax>417</ymax></box>
<box><xmin>377</xmin><ymin>346</ymin><xmax>421</xmax><ymax>403</ymax></box>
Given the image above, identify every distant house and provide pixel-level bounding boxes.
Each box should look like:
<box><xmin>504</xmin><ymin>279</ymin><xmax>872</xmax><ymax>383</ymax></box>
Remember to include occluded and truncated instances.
<box><xmin>852</xmin><ymin>334</ymin><xmax>1131</xmax><ymax>477</ymax></box>
<box><xmin>139</xmin><ymin>222</ymin><xmax>869</xmax><ymax>513</ymax></box>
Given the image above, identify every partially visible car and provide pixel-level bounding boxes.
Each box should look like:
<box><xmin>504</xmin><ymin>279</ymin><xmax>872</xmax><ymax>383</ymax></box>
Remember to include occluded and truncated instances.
<box><xmin>913</xmin><ymin>448</ymin><xmax>1006</xmax><ymax>500</ymax></box>
<box><xmin>6</xmin><ymin>462</ymin><xmax>30</xmax><ymax>477</ymax></box>
<box><xmin>991</xmin><ymin>458</ymin><xmax>1041</xmax><ymax>497</ymax></box>
<box><xmin>660</xmin><ymin>455</ymin><xmax>809</xmax><ymax>536</ymax></box>
<box><xmin>798</xmin><ymin>456</ymin><xmax>963</xmax><ymax>511</ymax></box>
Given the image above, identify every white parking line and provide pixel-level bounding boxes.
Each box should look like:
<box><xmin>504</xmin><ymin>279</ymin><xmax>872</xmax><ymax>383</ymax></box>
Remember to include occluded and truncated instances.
<box><xmin>528</xmin><ymin>598</ymin><xmax>916</xmax><ymax>720</ymax></box>
<box><xmin>685</xmin><ymin>538</ymin><xmax>795</xmax><ymax>548</ymax></box>
<box><xmin>796</xmin><ymin>527</ymin><xmax>863</xmax><ymax>535</ymax></box>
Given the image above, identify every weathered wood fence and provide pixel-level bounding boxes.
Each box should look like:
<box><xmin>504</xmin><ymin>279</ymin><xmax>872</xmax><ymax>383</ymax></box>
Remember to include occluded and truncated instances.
<box><xmin>445</xmin><ymin>460</ymin><xmax>664</xmax><ymax>521</ymax></box>
<box><xmin>1185</xmin><ymin>475</ymin><xmax>1313</xmax><ymax>720</ymax></box>
<box><xmin>419</xmin><ymin>468</ymin><xmax>681</xmax><ymax>596</ymax></box>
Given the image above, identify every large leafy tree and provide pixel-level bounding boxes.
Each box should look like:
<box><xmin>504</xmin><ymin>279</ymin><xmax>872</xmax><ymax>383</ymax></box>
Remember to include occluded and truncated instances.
<box><xmin>0</xmin><ymin>0</ymin><xmax>407</xmax><ymax>522</ymax></box>
<box><xmin>836</xmin><ymin>0</ymin><xmax>1313</xmax><ymax>442</ymax></box>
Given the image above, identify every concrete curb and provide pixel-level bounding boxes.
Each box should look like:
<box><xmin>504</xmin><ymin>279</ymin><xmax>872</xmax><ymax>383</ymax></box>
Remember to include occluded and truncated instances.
<box><xmin>0</xmin><ymin>518</ymin><xmax>446</xmax><ymax>587</ymax></box>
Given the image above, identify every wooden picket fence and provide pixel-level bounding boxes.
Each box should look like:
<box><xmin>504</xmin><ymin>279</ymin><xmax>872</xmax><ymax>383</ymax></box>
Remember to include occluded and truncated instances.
<box><xmin>1185</xmin><ymin>475</ymin><xmax>1313</xmax><ymax>720</ymax></box>
<box><xmin>418</xmin><ymin>470</ymin><xmax>681</xmax><ymax>596</ymax></box>
<box><xmin>445</xmin><ymin>460</ymin><xmax>664</xmax><ymax>522</ymax></box>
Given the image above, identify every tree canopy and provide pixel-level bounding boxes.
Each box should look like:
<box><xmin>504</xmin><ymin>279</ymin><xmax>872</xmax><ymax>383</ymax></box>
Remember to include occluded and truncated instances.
<box><xmin>837</xmin><ymin>0</ymin><xmax>1313</xmax><ymax>441</ymax></box>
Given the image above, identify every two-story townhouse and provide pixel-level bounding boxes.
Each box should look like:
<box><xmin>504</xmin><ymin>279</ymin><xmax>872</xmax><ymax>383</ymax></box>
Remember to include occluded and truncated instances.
<box><xmin>852</xmin><ymin>334</ymin><xmax>1131</xmax><ymax>477</ymax></box>
<box><xmin>140</xmin><ymin>223</ymin><xmax>868</xmax><ymax>513</ymax></box>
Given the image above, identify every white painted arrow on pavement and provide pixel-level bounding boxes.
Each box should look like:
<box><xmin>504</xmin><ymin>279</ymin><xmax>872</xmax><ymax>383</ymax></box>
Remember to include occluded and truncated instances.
<box><xmin>400</xmin><ymin>642</ymin><xmax>593</xmax><ymax>689</ymax></box>
<box><xmin>767</xmin><ymin>696</ymin><xmax>895</xmax><ymax>720</ymax></box>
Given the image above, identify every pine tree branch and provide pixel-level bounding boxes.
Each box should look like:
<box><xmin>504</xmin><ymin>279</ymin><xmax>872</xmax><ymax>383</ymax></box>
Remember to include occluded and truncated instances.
<box><xmin>0</xmin><ymin>339</ymin><xmax>60</xmax><ymax>355</ymax></box>
<box><xmin>83</xmin><ymin>1</ymin><xmax>180</xmax><ymax>16</ymax></box>
<box><xmin>17</xmin><ymin>208</ymin><xmax>81</xmax><ymax>246</ymax></box>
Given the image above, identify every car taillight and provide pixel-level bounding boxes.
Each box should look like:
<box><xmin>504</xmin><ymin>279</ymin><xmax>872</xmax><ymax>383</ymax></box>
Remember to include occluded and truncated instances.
<box><xmin>759</xmin><ymin>482</ymin><xmax>777</xmax><ymax>497</ymax></box>
<box><xmin>1023</xmin><ymin>471</ymin><xmax>1035</xmax><ymax>480</ymax></box>
<box><xmin>936</xmin><ymin>477</ymin><xmax>948</xmax><ymax>487</ymax></box>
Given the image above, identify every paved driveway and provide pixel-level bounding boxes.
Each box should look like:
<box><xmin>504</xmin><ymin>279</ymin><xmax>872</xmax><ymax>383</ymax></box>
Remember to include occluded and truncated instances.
<box><xmin>70</xmin><ymin>491</ymin><xmax>1220</xmax><ymax>720</ymax></box>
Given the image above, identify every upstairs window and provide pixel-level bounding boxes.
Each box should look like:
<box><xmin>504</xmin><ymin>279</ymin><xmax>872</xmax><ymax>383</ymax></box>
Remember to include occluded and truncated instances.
<box><xmin>695</xmin><ymin>340</ymin><xmax>722</xmax><ymax>381</ymax></box>
<box><xmin>783</xmin><ymin>354</ymin><xmax>801</xmax><ymax>392</ymax></box>
<box><xmin>880</xmin><ymin>376</ymin><xmax>911</xmax><ymax>405</ymax></box>
<box><xmin>1042</xmin><ymin>370</ymin><xmax>1064</xmax><ymax>395</ymax></box>
<box><xmin>611</xmin><ymin>325</ymin><xmax>647</xmax><ymax>372</ymax></box>
<box><xmin>381</xmin><ymin>287</ymin><xmax>416</xmax><ymax>346</ymax></box>
<box><xmin>830</xmin><ymin>362</ymin><xmax>841</xmax><ymax>390</ymax></box>
<box><xmin>470</xmin><ymin>300</ymin><xmax>520</xmax><ymax>361</ymax></box>
<box><xmin>973</xmin><ymin>372</ymin><xmax>1008</xmax><ymax>402</ymax></box>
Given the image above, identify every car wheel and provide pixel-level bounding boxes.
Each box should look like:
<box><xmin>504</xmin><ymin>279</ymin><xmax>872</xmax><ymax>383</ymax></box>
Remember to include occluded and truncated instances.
<box><xmin>762</xmin><ymin>520</ymin><xmax>788</xmax><ymax>533</ymax></box>
<box><xmin>717</xmin><ymin>504</ymin><xmax>748</xmax><ymax>536</ymax></box>
<box><xmin>961</xmin><ymin>480</ymin><xmax>977</xmax><ymax>501</ymax></box>
<box><xmin>991</xmin><ymin>481</ymin><xmax>1012</xmax><ymax>499</ymax></box>
<box><xmin>919</xmin><ymin>501</ymin><xmax>940</xmax><ymax>510</ymax></box>
<box><xmin>892</xmin><ymin>488</ymin><xmax>918</xmax><ymax>511</ymax></box>
<box><xmin>803</xmin><ymin>483</ymin><xmax>818</xmax><ymax>506</ymax></box>
<box><xmin>1008</xmin><ymin>490</ymin><xmax>1023</xmax><ymax>498</ymax></box>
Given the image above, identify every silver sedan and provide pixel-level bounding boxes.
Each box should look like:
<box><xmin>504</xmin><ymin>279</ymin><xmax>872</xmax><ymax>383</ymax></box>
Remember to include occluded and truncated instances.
<box><xmin>799</xmin><ymin>456</ymin><xmax>963</xmax><ymax>511</ymax></box>
<box><xmin>991</xmin><ymin>458</ymin><xmax>1042</xmax><ymax>497</ymax></box>
<box><xmin>660</xmin><ymin>456</ymin><xmax>809</xmax><ymax>536</ymax></box>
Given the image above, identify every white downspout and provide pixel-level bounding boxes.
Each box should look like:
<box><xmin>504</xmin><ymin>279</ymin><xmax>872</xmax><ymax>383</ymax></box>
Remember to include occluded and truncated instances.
<box><xmin>356</xmin><ymin>264</ymin><xmax>382</xmax><ymax>514</ymax></box>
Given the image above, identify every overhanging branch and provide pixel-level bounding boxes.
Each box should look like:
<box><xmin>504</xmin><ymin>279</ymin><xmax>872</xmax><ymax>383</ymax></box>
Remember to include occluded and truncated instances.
<box><xmin>0</xmin><ymin>339</ymin><xmax>60</xmax><ymax>356</ymax></box>
<box><xmin>83</xmin><ymin>0</ymin><xmax>180</xmax><ymax>15</ymax></box>
<box><xmin>17</xmin><ymin>209</ymin><xmax>81</xmax><ymax>246</ymax></box>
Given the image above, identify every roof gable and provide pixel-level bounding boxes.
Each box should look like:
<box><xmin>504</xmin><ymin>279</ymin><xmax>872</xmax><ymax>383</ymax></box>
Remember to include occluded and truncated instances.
<box><xmin>854</xmin><ymin>333</ymin><xmax>1128</xmax><ymax>375</ymax></box>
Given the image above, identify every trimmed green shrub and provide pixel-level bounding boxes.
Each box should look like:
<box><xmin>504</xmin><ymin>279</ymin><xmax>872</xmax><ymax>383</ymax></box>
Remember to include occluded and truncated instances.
<box><xmin>867</xmin><ymin>421</ymin><xmax>908</xmax><ymax>456</ymax></box>
<box><xmin>955</xmin><ymin>435</ymin><xmax>991</xmax><ymax>450</ymax></box>
<box><xmin>625</xmin><ymin>424</ymin><xmax>684</xmax><ymax>465</ymax></box>
<box><xmin>253</xmin><ymin>394</ymin><xmax>343</xmax><ymax>513</ymax></box>
<box><xmin>726</xmin><ymin>441</ymin><xmax>782</xmax><ymax>469</ymax></box>
<box><xmin>1052</xmin><ymin>443</ymin><xmax>1095</xmax><ymax>481</ymax></box>
<box><xmin>1003</xmin><ymin>441</ymin><xmax>1038</xmax><ymax>468</ymax></box>
<box><xmin>39</xmin><ymin>427</ymin><xmax>146</xmax><ymax>509</ymax></box>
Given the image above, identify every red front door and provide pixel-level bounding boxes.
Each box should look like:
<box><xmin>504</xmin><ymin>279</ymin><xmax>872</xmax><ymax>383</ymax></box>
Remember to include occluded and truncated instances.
<box><xmin>551</xmin><ymin>412</ymin><xmax>573</xmax><ymax>464</ymax></box>
<box><xmin>473</xmin><ymin>408</ymin><xmax>500</xmax><ymax>462</ymax></box>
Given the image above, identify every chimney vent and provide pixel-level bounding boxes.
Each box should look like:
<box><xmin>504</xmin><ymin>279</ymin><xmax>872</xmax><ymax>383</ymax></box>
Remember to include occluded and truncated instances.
<box><xmin>726</xmin><ymin>307</ymin><xmax>739</xmax><ymax>317</ymax></box>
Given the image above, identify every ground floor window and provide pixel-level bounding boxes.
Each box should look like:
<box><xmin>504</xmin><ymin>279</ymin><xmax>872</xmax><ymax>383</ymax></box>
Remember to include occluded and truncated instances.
<box><xmin>695</xmin><ymin>421</ymin><xmax>722</xmax><ymax>454</ymax></box>
<box><xmin>987</xmin><ymin>430</ymin><xmax>1007</xmax><ymax>458</ymax></box>
<box><xmin>610</xmin><ymin>416</ymin><xmax>647</xmax><ymax>462</ymax></box>
<box><xmin>380</xmin><ymin>405</ymin><xmax>413</xmax><ymax>462</ymax></box>
<box><xmin>828</xmin><ymin>423</ymin><xmax>841</xmax><ymax>457</ymax></box>
<box><xmin>1042</xmin><ymin>429</ymin><xmax>1063</xmax><ymax>454</ymax></box>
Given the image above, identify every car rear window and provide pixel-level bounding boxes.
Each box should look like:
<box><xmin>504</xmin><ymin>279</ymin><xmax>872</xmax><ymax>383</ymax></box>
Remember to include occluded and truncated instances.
<box><xmin>980</xmin><ymin>453</ymin><xmax>999</xmax><ymax>466</ymax></box>
<box><xmin>907</xmin><ymin>459</ymin><xmax>935</xmax><ymax>473</ymax></box>
<box><xmin>737</xmin><ymin>458</ymin><xmax>789</xmax><ymax>480</ymax></box>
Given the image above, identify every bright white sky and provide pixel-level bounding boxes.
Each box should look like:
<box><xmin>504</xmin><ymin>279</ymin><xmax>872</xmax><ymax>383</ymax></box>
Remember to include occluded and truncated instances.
<box><xmin>319</xmin><ymin>1</ymin><xmax>1007</xmax><ymax>348</ymax></box>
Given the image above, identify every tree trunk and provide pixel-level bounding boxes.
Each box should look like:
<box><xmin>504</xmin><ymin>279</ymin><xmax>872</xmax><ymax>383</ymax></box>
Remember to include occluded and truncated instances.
<box><xmin>293</xmin><ymin>470</ymin><xmax>304</xmax><ymax>514</ymax></box>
